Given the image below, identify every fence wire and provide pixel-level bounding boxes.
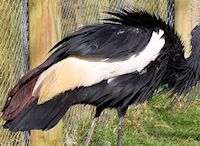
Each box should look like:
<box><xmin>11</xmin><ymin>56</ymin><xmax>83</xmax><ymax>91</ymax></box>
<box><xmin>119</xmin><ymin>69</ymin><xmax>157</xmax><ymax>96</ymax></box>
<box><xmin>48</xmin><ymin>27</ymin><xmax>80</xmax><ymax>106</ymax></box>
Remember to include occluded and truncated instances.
<box><xmin>0</xmin><ymin>0</ymin><xmax>29</xmax><ymax>146</ymax></box>
<box><xmin>61</xmin><ymin>0</ymin><xmax>174</xmax><ymax>144</ymax></box>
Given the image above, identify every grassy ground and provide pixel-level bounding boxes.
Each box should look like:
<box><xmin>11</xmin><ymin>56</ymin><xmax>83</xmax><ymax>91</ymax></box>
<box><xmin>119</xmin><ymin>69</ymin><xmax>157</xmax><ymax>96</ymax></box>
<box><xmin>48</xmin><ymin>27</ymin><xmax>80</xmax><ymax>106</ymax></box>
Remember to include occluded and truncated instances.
<box><xmin>75</xmin><ymin>95</ymin><xmax>200</xmax><ymax>146</ymax></box>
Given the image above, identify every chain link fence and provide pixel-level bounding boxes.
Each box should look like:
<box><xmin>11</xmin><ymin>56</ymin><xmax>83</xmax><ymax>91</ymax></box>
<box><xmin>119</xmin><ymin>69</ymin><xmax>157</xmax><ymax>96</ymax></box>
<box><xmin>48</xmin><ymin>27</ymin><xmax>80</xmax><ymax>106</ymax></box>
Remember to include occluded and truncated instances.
<box><xmin>0</xmin><ymin>0</ymin><xmax>29</xmax><ymax>146</ymax></box>
<box><xmin>0</xmin><ymin>0</ymin><xmax>175</xmax><ymax>145</ymax></box>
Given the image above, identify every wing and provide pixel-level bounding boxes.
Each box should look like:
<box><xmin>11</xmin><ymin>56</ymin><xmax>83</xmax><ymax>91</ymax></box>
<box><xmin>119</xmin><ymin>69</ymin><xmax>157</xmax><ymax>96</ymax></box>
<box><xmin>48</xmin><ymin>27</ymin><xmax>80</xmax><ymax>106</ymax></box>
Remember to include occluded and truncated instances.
<box><xmin>2</xmin><ymin>23</ymin><xmax>165</xmax><ymax>122</ymax></box>
<box><xmin>50</xmin><ymin>24</ymin><xmax>153</xmax><ymax>58</ymax></box>
<box><xmin>3</xmin><ymin>63</ymin><xmax>168</xmax><ymax>131</ymax></box>
<box><xmin>8</xmin><ymin>24</ymin><xmax>153</xmax><ymax>98</ymax></box>
<box><xmin>33</xmin><ymin>29</ymin><xmax>164</xmax><ymax>104</ymax></box>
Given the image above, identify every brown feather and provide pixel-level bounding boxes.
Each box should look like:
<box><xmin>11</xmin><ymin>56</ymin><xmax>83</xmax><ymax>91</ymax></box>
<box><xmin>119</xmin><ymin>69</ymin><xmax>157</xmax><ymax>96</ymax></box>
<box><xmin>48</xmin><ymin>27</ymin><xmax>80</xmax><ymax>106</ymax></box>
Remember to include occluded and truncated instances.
<box><xmin>8</xmin><ymin>68</ymin><xmax>40</xmax><ymax>97</ymax></box>
<box><xmin>2</xmin><ymin>77</ymin><xmax>38</xmax><ymax>121</ymax></box>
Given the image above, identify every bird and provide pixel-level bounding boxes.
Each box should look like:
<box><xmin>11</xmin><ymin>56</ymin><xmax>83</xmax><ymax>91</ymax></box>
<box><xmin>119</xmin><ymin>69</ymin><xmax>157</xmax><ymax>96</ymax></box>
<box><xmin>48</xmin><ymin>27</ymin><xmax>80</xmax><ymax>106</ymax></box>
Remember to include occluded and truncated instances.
<box><xmin>2</xmin><ymin>8</ymin><xmax>200</xmax><ymax>146</ymax></box>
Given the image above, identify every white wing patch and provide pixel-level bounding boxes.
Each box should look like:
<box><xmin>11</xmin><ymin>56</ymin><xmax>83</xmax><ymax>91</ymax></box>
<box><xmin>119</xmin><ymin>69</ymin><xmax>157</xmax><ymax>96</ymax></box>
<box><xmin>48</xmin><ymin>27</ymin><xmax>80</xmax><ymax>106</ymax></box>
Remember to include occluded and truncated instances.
<box><xmin>33</xmin><ymin>29</ymin><xmax>165</xmax><ymax>104</ymax></box>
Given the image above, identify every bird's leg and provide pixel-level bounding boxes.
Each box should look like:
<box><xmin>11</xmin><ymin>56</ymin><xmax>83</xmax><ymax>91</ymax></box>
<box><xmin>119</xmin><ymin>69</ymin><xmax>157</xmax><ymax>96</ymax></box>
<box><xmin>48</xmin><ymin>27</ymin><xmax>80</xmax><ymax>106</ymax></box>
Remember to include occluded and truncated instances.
<box><xmin>117</xmin><ymin>108</ymin><xmax>127</xmax><ymax>146</ymax></box>
<box><xmin>83</xmin><ymin>117</ymin><xmax>99</xmax><ymax>146</ymax></box>
<box><xmin>84</xmin><ymin>107</ymin><xmax>102</xmax><ymax>146</ymax></box>
<box><xmin>117</xmin><ymin>115</ymin><xmax>124</xmax><ymax>146</ymax></box>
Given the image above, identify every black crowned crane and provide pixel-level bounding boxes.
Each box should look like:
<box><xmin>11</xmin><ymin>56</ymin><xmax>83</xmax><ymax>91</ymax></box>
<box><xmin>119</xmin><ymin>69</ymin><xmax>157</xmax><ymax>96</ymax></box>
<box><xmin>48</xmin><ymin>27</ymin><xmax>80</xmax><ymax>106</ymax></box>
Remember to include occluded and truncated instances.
<box><xmin>2</xmin><ymin>9</ymin><xmax>200</xmax><ymax>146</ymax></box>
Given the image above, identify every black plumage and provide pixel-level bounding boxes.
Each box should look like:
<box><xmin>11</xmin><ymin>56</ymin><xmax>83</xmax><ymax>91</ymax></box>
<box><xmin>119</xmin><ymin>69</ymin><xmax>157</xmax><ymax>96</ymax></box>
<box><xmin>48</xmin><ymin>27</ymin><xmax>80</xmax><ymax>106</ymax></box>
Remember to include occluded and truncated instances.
<box><xmin>2</xmin><ymin>9</ymin><xmax>200</xmax><ymax>146</ymax></box>
<box><xmin>162</xmin><ymin>24</ymin><xmax>200</xmax><ymax>94</ymax></box>
<box><xmin>2</xmin><ymin>9</ymin><xmax>181</xmax><ymax>128</ymax></box>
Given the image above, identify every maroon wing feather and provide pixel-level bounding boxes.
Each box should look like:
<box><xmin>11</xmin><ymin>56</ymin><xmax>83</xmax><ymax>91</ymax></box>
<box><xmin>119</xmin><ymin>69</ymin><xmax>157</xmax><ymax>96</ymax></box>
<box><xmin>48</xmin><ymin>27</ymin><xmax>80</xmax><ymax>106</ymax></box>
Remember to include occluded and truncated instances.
<box><xmin>2</xmin><ymin>71</ymin><xmax>39</xmax><ymax>121</ymax></box>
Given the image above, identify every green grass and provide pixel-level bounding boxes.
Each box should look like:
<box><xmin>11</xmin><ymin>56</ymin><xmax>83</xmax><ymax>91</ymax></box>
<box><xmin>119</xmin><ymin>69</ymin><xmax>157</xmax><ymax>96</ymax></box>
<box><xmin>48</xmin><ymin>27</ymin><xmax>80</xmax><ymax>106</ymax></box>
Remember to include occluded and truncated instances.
<box><xmin>76</xmin><ymin>96</ymin><xmax>200</xmax><ymax>146</ymax></box>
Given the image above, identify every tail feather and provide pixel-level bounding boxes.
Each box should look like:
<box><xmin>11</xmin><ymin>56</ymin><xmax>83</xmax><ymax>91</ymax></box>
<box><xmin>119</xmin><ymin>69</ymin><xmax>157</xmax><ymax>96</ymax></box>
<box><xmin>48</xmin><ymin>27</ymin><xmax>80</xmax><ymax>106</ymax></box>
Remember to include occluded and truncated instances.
<box><xmin>3</xmin><ymin>92</ymin><xmax>76</xmax><ymax>131</ymax></box>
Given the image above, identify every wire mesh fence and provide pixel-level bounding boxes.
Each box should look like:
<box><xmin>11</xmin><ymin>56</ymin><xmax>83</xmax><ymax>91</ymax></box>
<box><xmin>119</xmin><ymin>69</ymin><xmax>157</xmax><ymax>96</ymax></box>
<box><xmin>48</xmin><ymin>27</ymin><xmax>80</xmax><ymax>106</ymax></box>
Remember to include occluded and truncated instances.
<box><xmin>61</xmin><ymin>0</ymin><xmax>174</xmax><ymax>36</ymax></box>
<box><xmin>0</xmin><ymin>0</ymin><xmax>29</xmax><ymax>146</ymax></box>
<box><xmin>0</xmin><ymin>0</ymin><xmax>175</xmax><ymax>145</ymax></box>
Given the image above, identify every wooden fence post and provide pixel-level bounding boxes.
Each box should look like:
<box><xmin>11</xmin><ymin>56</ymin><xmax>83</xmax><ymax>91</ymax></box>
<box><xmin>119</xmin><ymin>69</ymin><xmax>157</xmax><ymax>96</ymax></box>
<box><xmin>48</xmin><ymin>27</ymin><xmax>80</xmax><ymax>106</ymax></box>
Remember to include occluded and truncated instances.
<box><xmin>175</xmin><ymin>0</ymin><xmax>192</xmax><ymax>58</ymax></box>
<box><xmin>29</xmin><ymin>0</ymin><xmax>64</xmax><ymax>146</ymax></box>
